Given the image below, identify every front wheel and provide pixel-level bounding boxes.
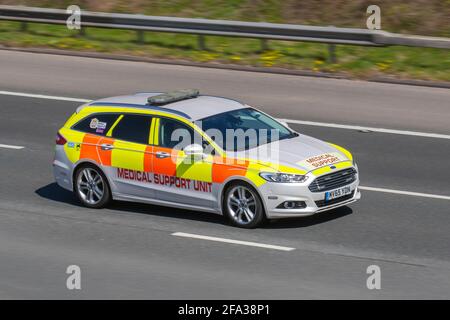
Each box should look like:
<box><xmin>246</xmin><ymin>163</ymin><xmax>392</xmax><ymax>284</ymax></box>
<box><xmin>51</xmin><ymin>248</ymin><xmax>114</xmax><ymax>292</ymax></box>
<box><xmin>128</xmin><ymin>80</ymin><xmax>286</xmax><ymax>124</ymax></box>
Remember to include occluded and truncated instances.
<box><xmin>74</xmin><ymin>164</ymin><xmax>111</xmax><ymax>208</ymax></box>
<box><xmin>223</xmin><ymin>182</ymin><xmax>266</xmax><ymax>228</ymax></box>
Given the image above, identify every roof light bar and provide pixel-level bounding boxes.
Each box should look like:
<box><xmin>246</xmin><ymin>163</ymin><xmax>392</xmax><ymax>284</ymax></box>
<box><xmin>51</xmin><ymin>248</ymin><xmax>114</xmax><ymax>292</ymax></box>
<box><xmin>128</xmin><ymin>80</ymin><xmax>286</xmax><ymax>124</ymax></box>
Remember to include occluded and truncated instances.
<box><xmin>147</xmin><ymin>89</ymin><xmax>199</xmax><ymax>106</ymax></box>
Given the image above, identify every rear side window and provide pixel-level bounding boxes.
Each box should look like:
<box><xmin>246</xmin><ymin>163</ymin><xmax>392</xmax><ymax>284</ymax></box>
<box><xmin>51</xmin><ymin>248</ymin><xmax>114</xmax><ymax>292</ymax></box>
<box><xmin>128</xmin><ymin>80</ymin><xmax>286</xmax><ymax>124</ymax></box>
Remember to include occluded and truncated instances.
<box><xmin>111</xmin><ymin>114</ymin><xmax>152</xmax><ymax>145</ymax></box>
<box><xmin>72</xmin><ymin>113</ymin><xmax>120</xmax><ymax>136</ymax></box>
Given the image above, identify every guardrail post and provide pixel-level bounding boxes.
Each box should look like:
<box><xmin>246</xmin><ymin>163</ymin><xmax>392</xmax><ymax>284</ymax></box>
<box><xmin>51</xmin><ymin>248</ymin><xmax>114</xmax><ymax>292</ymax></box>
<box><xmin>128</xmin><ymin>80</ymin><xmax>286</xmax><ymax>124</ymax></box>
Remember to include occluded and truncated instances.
<box><xmin>136</xmin><ymin>30</ymin><xmax>145</xmax><ymax>44</ymax></box>
<box><xmin>260</xmin><ymin>39</ymin><xmax>269</xmax><ymax>51</ymax></box>
<box><xmin>79</xmin><ymin>27</ymin><xmax>86</xmax><ymax>37</ymax></box>
<box><xmin>198</xmin><ymin>35</ymin><xmax>206</xmax><ymax>50</ymax></box>
<box><xmin>20</xmin><ymin>21</ymin><xmax>27</xmax><ymax>32</ymax></box>
<box><xmin>328</xmin><ymin>43</ymin><xmax>337</xmax><ymax>63</ymax></box>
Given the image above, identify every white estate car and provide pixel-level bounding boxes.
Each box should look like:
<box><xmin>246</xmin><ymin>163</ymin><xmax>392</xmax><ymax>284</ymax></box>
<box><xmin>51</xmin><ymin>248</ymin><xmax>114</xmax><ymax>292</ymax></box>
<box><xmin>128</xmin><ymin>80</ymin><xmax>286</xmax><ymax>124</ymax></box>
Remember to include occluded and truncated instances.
<box><xmin>53</xmin><ymin>89</ymin><xmax>360</xmax><ymax>228</ymax></box>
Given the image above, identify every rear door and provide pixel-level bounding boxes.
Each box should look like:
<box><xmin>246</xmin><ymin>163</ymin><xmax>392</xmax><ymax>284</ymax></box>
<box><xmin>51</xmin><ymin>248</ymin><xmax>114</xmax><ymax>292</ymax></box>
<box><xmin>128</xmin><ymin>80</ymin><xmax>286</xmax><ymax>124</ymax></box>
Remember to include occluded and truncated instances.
<box><xmin>152</xmin><ymin>117</ymin><xmax>216</xmax><ymax>208</ymax></box>
<box><xmin>72</xmin><ymin>113</ymin><xmax>121</xmax><ymax>166</ymax></box>
<box><xmin>107</xmin><ymin>114</ymin><xmax>154</xmax><ymax>199</ymax></box>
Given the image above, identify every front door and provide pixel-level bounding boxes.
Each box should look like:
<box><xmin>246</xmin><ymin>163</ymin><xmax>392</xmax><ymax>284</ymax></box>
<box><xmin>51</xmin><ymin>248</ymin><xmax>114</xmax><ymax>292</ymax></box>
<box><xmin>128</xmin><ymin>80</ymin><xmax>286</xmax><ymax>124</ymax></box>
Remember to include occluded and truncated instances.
<box><xmin>152</xmin><ymin>117</ymin><xmax>215</xmax><ymax>208</ymax></box>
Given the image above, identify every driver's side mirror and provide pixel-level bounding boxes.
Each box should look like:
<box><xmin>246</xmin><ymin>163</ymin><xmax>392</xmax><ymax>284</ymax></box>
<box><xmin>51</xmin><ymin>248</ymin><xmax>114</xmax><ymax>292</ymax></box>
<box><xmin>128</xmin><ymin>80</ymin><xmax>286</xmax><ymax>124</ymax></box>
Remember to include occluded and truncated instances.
<box><xmin>183</xmin><ymin>144</ymin><xmax>204</xmax><ymax>158</ymax></box>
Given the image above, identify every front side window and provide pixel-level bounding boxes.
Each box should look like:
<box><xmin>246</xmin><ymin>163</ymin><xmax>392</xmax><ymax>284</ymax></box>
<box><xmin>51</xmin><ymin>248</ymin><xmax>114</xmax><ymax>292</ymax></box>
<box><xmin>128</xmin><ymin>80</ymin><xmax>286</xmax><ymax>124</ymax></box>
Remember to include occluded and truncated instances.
<box><xmin>72</xmin><ymin>113</ymin><xmax>120</xmax><ymax>136</ymax></box>
<box><xmin>158</xmin><ymin>117</ymin><xmax>215</xmax><ymax>154</ymax></box>
<box><xmin>159</xmin><ymin>118</ymin><xmax>196</xmax><ymax>150</ymax></box>
<box><xmin>111</xmin><ymin>114</ymin><xmax>152</xmax><ymax>145</ymax></box>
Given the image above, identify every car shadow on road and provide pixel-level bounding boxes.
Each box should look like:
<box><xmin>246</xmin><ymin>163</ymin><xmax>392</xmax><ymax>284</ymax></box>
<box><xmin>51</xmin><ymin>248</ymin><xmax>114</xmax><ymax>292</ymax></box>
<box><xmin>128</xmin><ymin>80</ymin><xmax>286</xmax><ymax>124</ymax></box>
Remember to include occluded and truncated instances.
<box><xmin>35</xmin><ymin>182</ymin><xmax>82</xmax><ymax>206</ymax></box>
<box><xmin>36</xmin><ymin>183</ymin><xmax>353</xmax><ymax>229</ymax></box>
<box><xmin>35</xmin><ymin>182</ymin><xmax>226</xmax><ymax>225</ymax></box>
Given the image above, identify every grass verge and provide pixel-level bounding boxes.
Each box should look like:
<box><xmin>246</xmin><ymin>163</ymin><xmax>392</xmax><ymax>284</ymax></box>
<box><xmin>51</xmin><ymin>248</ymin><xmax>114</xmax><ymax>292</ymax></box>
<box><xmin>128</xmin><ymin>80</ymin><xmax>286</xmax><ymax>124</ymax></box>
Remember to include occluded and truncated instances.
<box><xmin>0</xmin><ymin>21</ymin><xmax>449</xmax><ymax>82</ymax></box>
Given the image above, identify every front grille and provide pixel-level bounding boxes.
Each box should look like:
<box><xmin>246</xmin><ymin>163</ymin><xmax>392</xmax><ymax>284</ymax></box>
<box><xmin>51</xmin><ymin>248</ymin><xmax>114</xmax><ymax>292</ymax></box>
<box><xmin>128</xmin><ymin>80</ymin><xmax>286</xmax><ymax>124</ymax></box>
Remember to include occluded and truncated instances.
<box><xmin>315</xmin><ymin>191</ymin><xmax>355</xmax><ymax>208</ymax></box>
<box><xmin>308</xmin><ymin>168</ymin><xmax>357</xmax><ymax>193</ymax></box>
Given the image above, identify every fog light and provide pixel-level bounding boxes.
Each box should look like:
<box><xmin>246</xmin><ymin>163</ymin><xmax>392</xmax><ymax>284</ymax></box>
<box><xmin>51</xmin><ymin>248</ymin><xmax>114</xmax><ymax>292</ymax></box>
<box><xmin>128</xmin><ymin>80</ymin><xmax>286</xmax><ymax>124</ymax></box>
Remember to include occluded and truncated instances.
<box><xmin>284</xmin><ymin>201</ymin><xmax>295</xmax><ymax>209</ymax></box>
<box><xmin>277</xmin><ymin>201</ymin><xmax>306</xmax><ymax>209</ymax></box>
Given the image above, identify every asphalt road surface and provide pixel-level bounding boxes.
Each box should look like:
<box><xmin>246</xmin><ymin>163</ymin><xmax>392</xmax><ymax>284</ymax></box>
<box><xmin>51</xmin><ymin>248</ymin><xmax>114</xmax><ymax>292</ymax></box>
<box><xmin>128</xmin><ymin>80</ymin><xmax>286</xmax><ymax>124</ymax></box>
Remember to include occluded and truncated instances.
<box><xmin>0</xmin><ymin>50</ymin><xmax>450</xmax><ymax>299</ymax></box>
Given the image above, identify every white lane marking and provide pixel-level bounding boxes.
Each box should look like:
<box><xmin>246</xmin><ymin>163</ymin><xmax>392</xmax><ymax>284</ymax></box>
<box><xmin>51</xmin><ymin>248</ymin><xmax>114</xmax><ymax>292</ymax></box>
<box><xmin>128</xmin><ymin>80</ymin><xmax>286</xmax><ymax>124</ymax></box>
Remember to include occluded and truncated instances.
<box><xmin>1</xmin><ymin>90</ymin><xmax>449</xmax><ymax>140</ymax></box>
<box><xmin>359</xmin><ymin>186</ymin><xmax>450</xmax><ymax>201</ymax></box>
<box><xmin>0</xmin><ymin>90</ymin><xmax>90</xmax><ymax>103</ymax></box>
<box><xmin>172</xmin><ymin>232</ymin><xmax>295</xmax><ymax>251</ymax></box>
<box><xmin>280</xmin><ymin>119</ymin><xmax>450</xmax><ymax>140</ymax></box>
<box><xmin>0</xmin><ymin>143</ymin><xmax>24</xmax><ymax>150</ymax></box>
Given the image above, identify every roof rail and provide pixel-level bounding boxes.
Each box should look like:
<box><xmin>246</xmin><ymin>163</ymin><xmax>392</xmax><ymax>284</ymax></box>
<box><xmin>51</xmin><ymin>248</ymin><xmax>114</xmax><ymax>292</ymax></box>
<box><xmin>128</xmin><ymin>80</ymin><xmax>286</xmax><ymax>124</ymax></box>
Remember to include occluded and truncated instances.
<box><xmin>87</xmin><ymin>101</ymin><xmax>192</xmax><ymax>119</ymax></box>
<box><xmin>146</xmin><ymin>105</ymin><xmax>191</xmax><ymax>119</ymax></box>
<box><xmin>147</xmin><ymin>89</ymin><xmax>199</xmax><ymax>106</ymax></box>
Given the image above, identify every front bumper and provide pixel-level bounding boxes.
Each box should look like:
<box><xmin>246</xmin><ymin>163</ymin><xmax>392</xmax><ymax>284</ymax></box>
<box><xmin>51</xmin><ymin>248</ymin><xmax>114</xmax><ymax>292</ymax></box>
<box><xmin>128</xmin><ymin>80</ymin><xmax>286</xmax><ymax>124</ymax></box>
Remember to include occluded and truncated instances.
<box><xmin>259</xmin><ymin>171</ymin><xmax>360</xmax><ymax>219</ymax></box>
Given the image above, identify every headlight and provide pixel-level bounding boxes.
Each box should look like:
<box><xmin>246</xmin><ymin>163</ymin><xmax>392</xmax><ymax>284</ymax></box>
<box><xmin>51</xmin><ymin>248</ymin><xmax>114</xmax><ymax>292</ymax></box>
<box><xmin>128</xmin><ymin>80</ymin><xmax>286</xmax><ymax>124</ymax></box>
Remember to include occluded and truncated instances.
<box><xmin>259</xmin><ymin>172</ymin><xmax>309</xmax><ymax>183</ymax></box>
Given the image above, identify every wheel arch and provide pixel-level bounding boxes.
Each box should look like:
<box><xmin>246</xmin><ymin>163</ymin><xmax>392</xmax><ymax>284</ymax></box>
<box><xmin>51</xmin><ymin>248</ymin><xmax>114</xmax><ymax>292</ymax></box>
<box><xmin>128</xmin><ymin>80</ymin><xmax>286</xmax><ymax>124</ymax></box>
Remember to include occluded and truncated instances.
<box><xmin>218</xmin><ymin>176</ymin><xmax>268</xmax><ymax>217</ymax></box>
<box><xmin>72</xmin><ymin>160</ymin><xmax>112</xmax><ymax>193</ymax></box>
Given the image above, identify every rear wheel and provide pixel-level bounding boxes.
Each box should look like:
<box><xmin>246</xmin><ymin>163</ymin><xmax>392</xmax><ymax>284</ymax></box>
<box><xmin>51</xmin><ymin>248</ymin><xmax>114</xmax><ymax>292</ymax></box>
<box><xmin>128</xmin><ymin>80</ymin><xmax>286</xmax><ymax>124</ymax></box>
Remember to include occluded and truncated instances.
<box><xmin>223</xmin><ymin>182</ymin><xmax>266</xmax><ymax>228</ymax></box>
<box><xmin>74</xmin><ymin>164</ymin><xmax>111</xmax><ymax>208</ymax></box>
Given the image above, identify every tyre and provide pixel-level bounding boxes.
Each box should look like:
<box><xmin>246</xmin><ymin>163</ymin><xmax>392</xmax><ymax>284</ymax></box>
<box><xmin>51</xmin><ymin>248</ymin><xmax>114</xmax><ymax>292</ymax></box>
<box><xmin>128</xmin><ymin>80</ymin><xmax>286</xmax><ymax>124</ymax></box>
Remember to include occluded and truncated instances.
<box><xmin>223</xmin><ymin>181</ymin><xmax>266</xmax><ymax>228</ymax></box>
<box><xmin>74</xmin><ymin>164</ymin><xmax>111</xmax><ymax>208</ymax></box>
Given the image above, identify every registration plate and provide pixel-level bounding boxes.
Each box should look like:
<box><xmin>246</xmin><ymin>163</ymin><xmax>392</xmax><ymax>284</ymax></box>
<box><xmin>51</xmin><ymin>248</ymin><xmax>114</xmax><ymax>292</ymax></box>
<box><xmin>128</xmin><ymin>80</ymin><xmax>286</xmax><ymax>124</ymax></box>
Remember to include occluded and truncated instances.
<box><xmin>325</xmin><ymin>186</ymin><xmax>352</xmax><ymax>201</ymax></box>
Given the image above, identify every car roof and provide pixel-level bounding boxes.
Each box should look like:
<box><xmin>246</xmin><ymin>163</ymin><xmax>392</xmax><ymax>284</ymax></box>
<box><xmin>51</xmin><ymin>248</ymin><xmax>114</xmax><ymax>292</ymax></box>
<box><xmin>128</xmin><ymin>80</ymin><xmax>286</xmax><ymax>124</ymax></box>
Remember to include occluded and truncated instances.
<box><xmin>81</xmin><ymin>92</ymin><xmax>246</xmax><ymax>121</ymax></box>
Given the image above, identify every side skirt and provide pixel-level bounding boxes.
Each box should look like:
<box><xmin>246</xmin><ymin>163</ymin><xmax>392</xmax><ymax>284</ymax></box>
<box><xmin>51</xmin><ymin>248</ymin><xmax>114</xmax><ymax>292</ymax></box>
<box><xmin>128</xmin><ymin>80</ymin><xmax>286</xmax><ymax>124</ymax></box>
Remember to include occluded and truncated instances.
<box><xmin>112</xmin><ymin>192</ymin><xmax>222</xmax><ymax>215</ymax></box>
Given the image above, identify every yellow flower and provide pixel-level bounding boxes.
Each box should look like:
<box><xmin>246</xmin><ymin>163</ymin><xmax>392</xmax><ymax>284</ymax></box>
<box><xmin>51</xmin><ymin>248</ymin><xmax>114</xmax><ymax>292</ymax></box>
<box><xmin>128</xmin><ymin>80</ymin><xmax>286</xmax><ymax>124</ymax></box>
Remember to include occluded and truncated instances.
<box><xmin>259</xmin><ymin>50</ymin><xmax>282</xmax><ymax>67</ymax></box>
<box><xmin>376</xmin><ymin>62</ymin><xmax>390</xmax><ymax>71</ymax></box>
<box><xmin>198</xmin><ymin>52</ymin><xmax>218</xmax><ymax>62</ymax></box>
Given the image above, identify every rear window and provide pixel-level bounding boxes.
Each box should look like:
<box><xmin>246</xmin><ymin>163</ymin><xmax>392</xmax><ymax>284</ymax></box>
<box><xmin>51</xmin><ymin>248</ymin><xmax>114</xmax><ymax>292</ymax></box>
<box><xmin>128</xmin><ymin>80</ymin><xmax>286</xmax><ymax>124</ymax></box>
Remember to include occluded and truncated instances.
<box><xmin>72</xmin><ymin>113</ymin><xmax>120</xmax><ymax>136</ymax></box>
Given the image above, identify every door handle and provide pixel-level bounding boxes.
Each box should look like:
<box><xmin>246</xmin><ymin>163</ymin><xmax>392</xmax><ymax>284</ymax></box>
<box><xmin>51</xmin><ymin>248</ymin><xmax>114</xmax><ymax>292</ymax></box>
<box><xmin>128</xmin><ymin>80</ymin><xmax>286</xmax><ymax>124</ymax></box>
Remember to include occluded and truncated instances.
<box><xmin>100</xmin><ymin>144</ymin><xmax>114</xmax><ymax>151</ymax></box>
<box><xmin>156</xmin><ymin>151</ymin><xmax>170</xmax><ymax>159</ymax></box>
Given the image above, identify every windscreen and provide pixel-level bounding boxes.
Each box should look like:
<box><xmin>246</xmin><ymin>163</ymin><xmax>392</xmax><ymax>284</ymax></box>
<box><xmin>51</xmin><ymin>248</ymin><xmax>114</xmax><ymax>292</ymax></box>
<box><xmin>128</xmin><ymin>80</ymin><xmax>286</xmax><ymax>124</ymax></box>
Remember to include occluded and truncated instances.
<box><xmin>199</xmin><ymin>108</ymin><xmax>297</xmax><ymax>151</ymax></box>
